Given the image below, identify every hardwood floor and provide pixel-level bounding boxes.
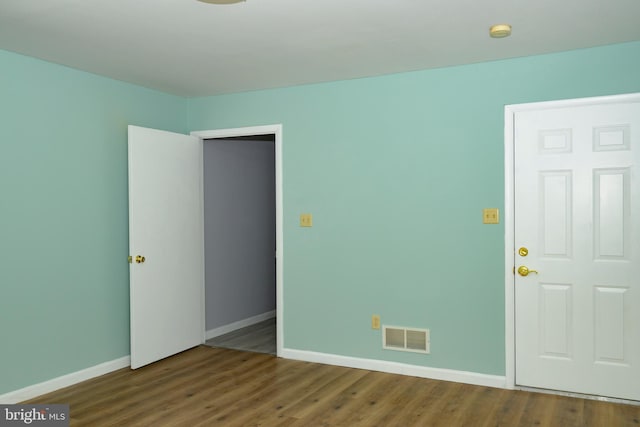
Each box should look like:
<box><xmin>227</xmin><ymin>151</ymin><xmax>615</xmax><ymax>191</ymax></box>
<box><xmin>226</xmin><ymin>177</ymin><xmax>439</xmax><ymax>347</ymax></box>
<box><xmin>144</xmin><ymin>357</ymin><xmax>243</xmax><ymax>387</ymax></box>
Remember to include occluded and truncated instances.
<box><xmin>25</xmin><ymin>346</ymin><xmax>640</xmax><ymax>426</ymax></box>
<box><xmin>205</xmin><ymin>318</ymin><xmax>276</xmax><ymax>355</ymax></box>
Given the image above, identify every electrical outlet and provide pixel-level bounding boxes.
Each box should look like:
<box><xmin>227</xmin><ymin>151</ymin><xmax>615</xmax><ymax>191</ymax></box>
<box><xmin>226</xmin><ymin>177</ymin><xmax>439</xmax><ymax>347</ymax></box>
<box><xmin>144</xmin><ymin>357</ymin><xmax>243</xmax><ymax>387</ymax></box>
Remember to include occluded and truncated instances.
<box><xmin>371</xmin><ymin>315</ymin><xmax>381</xmax><ymax>330</ymax></box>
<box><xmin>300</xmin><ymin>213</ymin><xmax>313</xmax><ymax>227</ymax></box>
<box><xmin>483</xmin><ymin>208</ymin><xmax>500</xmax><ymax>224</ymax></box>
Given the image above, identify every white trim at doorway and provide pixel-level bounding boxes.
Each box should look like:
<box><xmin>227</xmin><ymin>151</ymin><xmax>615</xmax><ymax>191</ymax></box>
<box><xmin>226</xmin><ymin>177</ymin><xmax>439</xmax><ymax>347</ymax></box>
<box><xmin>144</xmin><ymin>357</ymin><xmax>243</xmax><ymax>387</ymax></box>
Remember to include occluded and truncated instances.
<box><xmin>191</xmin><ymin>124</ymin><xmax>284</xmax><ymax>357</ymax></box>
<box><xmin>503</xmin><ymin>92</ymin><xmax>640</xmax><ymax>391</ymax></box>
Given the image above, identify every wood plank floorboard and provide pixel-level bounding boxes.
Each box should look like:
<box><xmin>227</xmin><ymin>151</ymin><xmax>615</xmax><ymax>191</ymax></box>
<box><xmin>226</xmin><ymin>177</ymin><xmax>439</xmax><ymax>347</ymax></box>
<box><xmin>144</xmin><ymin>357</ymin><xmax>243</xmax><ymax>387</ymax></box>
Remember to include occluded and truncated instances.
<box><xmin>24</xmin><ymin>346</ymin><xmax>640</xmax><ymax>426</ymax></box>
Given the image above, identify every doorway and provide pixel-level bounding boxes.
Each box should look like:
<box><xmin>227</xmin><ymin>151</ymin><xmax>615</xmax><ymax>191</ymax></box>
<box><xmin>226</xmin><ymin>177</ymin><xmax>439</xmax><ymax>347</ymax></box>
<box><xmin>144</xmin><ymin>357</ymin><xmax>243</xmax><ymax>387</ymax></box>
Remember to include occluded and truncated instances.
<box><xmin>504</xmin><ymin>93</ymin><xmax>640</xmax><ymax>401</ymax></box>
<box><xmin>192</xmin><ymin>125</ymin><xmax>283</xmax><ymax>356</ymax></box>
<box><xmin>203</xmin><ymin>134</ymin><xmax>276</xmax><ymax>355</ymax></box>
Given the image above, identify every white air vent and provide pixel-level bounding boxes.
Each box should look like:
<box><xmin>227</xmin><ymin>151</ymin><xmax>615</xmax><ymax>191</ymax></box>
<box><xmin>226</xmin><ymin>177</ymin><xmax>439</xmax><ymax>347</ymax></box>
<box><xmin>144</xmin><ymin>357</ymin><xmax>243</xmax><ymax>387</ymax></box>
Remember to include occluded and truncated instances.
<box><xmin>383</xmin><ymin>325</ymin><xmax>430</xmax><ymax>354</ymax></box>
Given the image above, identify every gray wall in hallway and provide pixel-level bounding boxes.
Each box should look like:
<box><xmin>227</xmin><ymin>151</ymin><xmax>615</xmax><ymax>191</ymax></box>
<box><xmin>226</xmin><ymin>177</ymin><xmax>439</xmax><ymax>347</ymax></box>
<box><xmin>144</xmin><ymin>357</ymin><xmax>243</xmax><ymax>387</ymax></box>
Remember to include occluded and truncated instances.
<box><xmin>203</xmin><ymin>136</ymin><xmax>276</xmax><ymax>330</ymax></box>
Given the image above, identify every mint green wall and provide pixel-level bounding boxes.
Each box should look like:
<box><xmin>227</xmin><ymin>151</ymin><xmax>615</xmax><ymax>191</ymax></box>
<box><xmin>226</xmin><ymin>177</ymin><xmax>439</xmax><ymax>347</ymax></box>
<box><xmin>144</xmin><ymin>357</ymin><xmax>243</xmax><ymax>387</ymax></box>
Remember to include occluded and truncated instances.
<box><xmin>2</xmin><ymin>41</ymin><xmax>639</xmax><ymax>396</ymax></box>
<box><xmin>0</xmin><ymin>50</ymin><xmax>187</xmax><ymax>394</ymax></box>
<box><xmin>188</xmin><ymin>41</ymin><xmax>640</xmax><ymax>375</ymax></box>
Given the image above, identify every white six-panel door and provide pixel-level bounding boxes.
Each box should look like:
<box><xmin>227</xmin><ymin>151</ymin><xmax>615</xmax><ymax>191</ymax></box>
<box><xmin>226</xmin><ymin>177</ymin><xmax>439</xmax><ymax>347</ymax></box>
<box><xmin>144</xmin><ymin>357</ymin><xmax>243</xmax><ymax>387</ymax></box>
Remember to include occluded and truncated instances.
<box><xmin>514</xmin><ymin>98</ymin><xmax>640</xmax><ymax>400</ymax></box>
<box><xmin>128</xmin><ymin>125</ymin><xmax>204</xmax><ymax>369</ymax></box>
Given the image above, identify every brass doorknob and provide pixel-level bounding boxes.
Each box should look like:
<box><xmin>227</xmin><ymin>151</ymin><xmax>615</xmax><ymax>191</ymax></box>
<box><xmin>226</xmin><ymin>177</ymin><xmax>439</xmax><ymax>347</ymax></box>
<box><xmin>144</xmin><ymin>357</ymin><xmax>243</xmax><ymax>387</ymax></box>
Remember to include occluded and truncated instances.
<box><xmin>517</xmin><ymin>265</ymin><xmax>538</xmax><ymax>276</ymax></box>
<box><xmin>135</xmin><ymin>255</ymin><xmax>146</xmax><ymax>264</ymax></box>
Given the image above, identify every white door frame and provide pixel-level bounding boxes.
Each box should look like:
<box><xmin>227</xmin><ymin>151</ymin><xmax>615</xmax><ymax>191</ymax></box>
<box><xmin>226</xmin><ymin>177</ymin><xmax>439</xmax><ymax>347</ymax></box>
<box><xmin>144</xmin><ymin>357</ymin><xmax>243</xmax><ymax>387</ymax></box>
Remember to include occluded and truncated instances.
<box><xmin>504</xmin><ymin>92</ymin><xmax>640</xmax><ymax>390</ymax></box>
<box><xmin>191</xmin><ymin>124</ymin><xmax>284</xmax><ymax>357</ymax></box>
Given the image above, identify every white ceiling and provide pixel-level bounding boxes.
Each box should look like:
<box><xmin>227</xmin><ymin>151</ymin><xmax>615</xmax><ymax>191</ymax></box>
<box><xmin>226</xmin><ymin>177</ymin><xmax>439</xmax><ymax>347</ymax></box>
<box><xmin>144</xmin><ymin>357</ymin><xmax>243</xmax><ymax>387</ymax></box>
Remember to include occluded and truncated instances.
<box><xmin>1</xmin><ymin>0</ymin><xmax>639</xmax><ymax>97</ymax></box>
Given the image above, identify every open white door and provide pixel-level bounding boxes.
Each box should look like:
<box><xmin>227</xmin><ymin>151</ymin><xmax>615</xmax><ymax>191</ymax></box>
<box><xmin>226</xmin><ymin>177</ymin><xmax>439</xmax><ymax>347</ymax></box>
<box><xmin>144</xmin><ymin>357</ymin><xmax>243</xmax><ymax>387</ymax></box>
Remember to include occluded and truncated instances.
<box><xmin>128</xmin><ymin>125</ymin><xmax>204</xmax><ymax>369</ymax></box>
<box><xmin>513</xmin><ymin>97</ymin><xmax>640</xmax><ymax>400</ymax></box>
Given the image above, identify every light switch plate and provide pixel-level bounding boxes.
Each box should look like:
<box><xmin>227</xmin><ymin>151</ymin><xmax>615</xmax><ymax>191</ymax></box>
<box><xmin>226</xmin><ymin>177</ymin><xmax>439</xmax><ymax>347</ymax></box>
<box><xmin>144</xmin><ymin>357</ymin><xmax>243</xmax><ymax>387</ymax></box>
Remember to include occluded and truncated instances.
<box><xmin>300</xmin><ymin>213</ymin><xmax>313</xmax><ymax>227</ymax></box>
<box><xmin>483</xmin><ymin>208</ymin><xmax>499</xmax><ymax>224</ymax></box>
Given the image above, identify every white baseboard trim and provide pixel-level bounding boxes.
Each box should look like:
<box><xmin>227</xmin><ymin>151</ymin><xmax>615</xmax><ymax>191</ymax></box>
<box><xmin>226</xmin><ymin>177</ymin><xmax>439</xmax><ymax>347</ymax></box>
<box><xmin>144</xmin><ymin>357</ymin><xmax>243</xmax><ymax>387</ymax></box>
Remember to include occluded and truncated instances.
<box><xmin>205</xmin><ymin>310</ymin><xmax>276</xmax><ymax>341</ymax></box>
<box><xmin>281</xmin><ymin>349</ymin><xmax>506</xmax><ymax>389</ymax></box>
<box><xmin>0</xmin><ymin>356</ymin><xmax>131</xmax><ymax>404</ymax></box>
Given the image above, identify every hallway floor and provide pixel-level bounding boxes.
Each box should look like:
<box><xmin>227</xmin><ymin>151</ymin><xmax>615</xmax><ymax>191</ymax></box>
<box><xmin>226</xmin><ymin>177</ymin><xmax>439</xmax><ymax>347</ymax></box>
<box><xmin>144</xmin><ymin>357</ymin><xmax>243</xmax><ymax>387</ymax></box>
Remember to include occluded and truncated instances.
<box><xmin>205</xmin><ymin>317</ymin><xmax>276</xmax><ymax>355</ymax></box>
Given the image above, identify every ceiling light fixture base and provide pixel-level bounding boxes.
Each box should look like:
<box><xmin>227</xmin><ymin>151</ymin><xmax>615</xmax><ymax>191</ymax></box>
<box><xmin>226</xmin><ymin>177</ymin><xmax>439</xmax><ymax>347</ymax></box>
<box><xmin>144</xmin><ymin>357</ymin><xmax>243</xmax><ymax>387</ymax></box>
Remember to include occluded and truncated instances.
<box><xmin>197</xmin><ymin>0</ymin><xmax>245</xmax><ymax>4</ymax></box>
<box><xmin>489</xmin><ymin>24</ymin><xmax>512</xmax><ymax>38</ymax></box>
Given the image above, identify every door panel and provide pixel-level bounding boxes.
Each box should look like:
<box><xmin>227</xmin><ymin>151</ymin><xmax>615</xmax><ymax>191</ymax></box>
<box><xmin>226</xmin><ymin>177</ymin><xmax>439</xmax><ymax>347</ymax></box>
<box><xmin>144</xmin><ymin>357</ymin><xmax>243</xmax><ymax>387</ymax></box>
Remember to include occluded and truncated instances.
<box><xmin>514</xmin><ymin>100</ymin><xmax>640</xmax><ymax>400</ymax></box>
<box><xmin>128</xmin><ymin>125</ymin><xmax>204</xmax><ymax>369</ymax></box>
